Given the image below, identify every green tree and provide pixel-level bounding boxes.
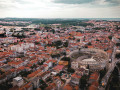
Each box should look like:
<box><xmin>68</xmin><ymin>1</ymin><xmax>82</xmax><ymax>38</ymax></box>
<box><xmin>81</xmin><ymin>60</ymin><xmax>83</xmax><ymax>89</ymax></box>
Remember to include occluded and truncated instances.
<box><xmin>63</xmin><ymin>41</ymin><xmax>69</xmax><ymax>47</ymax></box>
<box><xmin>88</xmin><ymin>42</ymin><xmax>92</xmax><ymax>45</ymax></box>
<box><xmin>108</xmin><ymin>35</ymin><xmax>112</xmax><ymax>40</ymax></box>
<box><xmin>79</xmin><ymin>75</ymin><xmax>87</xmax><ymax>89</ymax></box>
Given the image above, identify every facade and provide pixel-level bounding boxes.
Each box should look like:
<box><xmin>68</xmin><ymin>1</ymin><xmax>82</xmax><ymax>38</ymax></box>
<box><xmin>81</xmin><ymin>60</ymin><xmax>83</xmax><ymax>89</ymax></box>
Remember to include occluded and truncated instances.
<box><xmin>13</xmin><ymin>77</ymin><xmax>24</xmax><ymax>87</ymax></box>
<box><xmin>70</xmin><ymin>48</ymin><xmax>109</xmax><ymax>71</ymax></box>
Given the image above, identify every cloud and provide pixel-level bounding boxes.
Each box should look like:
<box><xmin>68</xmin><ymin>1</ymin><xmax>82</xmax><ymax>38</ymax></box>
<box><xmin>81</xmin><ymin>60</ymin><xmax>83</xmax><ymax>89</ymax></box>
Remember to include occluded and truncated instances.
<box><xmin>0</xmin><ymin>0</ymin><xmax>17</xmax><ymax>9</ymax></box>
<box><xmin>0</xmin><ymin>0</ymin><xmax>119</xmax><ymax>18</ymax></box>
<box><xmin>106</xmin><ymin>0</ymin><xmax>120</xmax><ymax>5</ymax></box>
<box><xmin>54</xmin><ymin>0</ymin><xmax>94</xmax><ymax>4</ymax></box>
<box><xmin>53</xmin><ymin>0</ymin><xmax>120</xmax><ymax>6</ymax></box>
<box><xmin>13</xmin><ymin>0</ymin><xmax>33</xmax><ymax>4</ymax></box>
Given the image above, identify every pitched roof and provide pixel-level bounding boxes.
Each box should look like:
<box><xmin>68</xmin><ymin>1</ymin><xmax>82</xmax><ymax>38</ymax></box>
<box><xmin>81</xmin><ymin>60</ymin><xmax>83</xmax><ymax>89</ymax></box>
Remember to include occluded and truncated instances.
<box><xmin>63</xmin><ymin>84</ymin><xmax>73</xmax><ymax>90</ymax></box>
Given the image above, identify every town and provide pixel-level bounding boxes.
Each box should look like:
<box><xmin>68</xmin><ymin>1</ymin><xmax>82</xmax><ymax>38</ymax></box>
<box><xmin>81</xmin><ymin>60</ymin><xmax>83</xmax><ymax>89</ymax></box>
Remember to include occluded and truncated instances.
<box><xmin>0</xmin><ymin>18</ymin><xmax>120</xmax><ymax>90</ymax></box>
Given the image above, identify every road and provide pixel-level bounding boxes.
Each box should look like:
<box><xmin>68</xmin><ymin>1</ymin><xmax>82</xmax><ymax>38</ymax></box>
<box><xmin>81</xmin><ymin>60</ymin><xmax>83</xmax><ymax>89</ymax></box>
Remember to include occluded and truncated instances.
<box><xmin>99</xmin><ymin>45</ymin><xmax>118</xmax><ymax>90</ymax></box>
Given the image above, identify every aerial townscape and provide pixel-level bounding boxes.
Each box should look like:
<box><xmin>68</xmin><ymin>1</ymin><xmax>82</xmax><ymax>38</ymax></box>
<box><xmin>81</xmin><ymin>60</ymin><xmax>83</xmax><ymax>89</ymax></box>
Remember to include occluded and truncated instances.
<box><xmin>0</xmin><ymin>0</ymin><xmax>120</xmax><ymax>90</ymax></box>
<box><xmin>0</xmin><ymin>18</ymin><xmax>120</xmax><ymax>90</ymax></box>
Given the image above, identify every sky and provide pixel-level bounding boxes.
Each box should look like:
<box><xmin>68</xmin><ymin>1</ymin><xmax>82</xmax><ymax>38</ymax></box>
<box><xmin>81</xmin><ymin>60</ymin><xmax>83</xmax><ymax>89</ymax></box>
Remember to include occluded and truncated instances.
<box><xmin>0</xmin><ymin>0</ymin><xmax>120</xmax><ymax>18</ymax></box>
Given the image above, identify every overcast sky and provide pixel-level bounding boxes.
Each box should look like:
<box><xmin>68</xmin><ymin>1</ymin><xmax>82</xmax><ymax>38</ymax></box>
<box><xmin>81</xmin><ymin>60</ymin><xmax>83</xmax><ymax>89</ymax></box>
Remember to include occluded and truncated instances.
<box><xmin>0</xmin><ymin>0</ymin><xmax>120</xmax><ymax>18</ymax></box>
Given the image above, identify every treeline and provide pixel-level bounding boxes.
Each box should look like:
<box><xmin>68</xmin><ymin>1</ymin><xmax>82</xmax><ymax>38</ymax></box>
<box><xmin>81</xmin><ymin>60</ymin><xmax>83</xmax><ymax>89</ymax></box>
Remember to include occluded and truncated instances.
<box><xmin>0</xmin><ymin>23</ymin><xmax>28</xmax><ymax>27</ymax></box>
<box><xmin>0</xmin><ymin>18</ymin><xmax>94</xmax><ymax>27</ymax></box>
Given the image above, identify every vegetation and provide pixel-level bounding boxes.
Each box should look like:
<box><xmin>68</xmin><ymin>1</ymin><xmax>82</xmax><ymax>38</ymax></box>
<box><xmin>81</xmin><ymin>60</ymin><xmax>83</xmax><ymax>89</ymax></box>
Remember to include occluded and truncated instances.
<box><xmin>0</xmin><ymin>70</ymin><xmax>4</xmax><ymax>75</ymax></box>
<box><xmin>117</xmin><ymin>63</ymin><xmax>120</xmax><ymax>68</ymax></box>
<box><xmin>116</xmin><ymin>43</ymin><xmax>120</xmax><ymax>46</ymax></box>
<box><xmin>79</xmin><ymin>75</ymin><xmax>88</xmax><ymax>90</ymax></box>
<box><xmin>31</xmin><ymin>64</ymin><xmax>37</xmax><ymax>69</ymax></box>
<box><xmin>34</xmin><ymin>41</ymin><xmax>40</xmax><ymax>45</ymax></box>
<box><xmin>53</xmin><ymin>40</ymin><xmax>63</xmax><ymax>48</ymax></box>
<box><xmin>38</xmin><ymin>60</ymin><xmax>45</xmax><ymax>65</ymax></box>
<box><xmin>39</xmin><ymin>79</ymin><xmax>48</xmax><ymax>90</ymax></box>
<box><xmin>12</xmin><ymin>33</ymin><xmax>26</xmax><ymax>38</ymax></box>
<box><xmin>99</xmin><ymin>68</ymin><xmax>107</xmax><ymax>83</ymax></box>
<box><xmin>0</xmin><ymin>18</ymin><xmax>94</xmax><ymax>27</ymax></box>
<box><xmin>51</xmin><ymin>53</ymin><xmax>60</xmax><ymax>58</ymax></box>
<box><xmin>87</xmin><ymin>42</ymin><xmax>92</xmax><ymax>45</ymax></box>
<box><xmin>19</xmin><ymin>70</ymin><xmax>32</xmax><ymax>77</ymax></box>
<box><xmin>34</xmin><ymin>28</ymin><xmax>40</xmax><ymax>31</ymax></box>
<box><xmin>116</xmin><ymin>53</ymin><xmax>120</xmax><ymax>58</ymax></box>
<box><xmin>93</xmin><ymin>27</ymin><xmax>106</xmax><ymax>30</ymax></box>
<box><xmin>67</xmin><ymin>68</ymin><xmax>75</xmax><ymax>73</ymax></box>
<box><xmin>0</xmin><ymin>81</ymin><xmax>12</xmax><ymax>90</ymax></box>
<box><xmin>63</xmin><ymin>41</ymin><xmax>69</xmax><ymax>47</ymax></box>
<box><xmin>61</xmin><ymin>57</ymin><xmax>73</xmax><ymax>73</ymax></box>
<box><xmin>0</xmin><ymin>33</ymin><xmax>6</xmax><ymax>37</ymax></box>
<box><xmin>108</xmin><ymin>67</ymin><xmax>120</xmax><ymax>90</ymax></box>
<box><xmin>108</xmin><ymin>35</ymin><xmax>112</xmax><ymax>40</ymax></box>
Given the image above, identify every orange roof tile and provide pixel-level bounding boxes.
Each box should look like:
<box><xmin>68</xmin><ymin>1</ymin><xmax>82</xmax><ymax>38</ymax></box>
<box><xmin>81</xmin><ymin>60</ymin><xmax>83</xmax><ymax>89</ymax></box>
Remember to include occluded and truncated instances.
<box><xmin>63</xmin><ymin>84</ymin><xmax>73</xmax><ymax>90</ymax></box>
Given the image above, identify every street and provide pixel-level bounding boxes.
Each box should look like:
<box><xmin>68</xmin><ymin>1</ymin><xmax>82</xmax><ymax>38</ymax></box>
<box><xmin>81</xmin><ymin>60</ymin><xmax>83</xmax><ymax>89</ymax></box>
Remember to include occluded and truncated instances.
<box><xmin>99</xmin><ymin>45</ymin><xmax>118</xmax><ymax>90</ymax></box>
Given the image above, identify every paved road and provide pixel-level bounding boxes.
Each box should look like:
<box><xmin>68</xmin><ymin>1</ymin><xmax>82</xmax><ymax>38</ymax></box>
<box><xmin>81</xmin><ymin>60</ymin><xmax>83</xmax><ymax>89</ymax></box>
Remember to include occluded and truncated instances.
<box><xmin>99</xmin><ymin>45</ymin><xmax>117</xmax><ymax>90</ymax></box>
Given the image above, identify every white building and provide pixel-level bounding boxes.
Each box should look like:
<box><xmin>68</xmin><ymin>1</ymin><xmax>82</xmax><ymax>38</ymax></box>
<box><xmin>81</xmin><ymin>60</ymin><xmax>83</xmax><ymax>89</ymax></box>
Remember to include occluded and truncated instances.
<box><xmin>13</xmin><ymin>77</ymin><xmax>24</xmax><ymax>87</ymax></box>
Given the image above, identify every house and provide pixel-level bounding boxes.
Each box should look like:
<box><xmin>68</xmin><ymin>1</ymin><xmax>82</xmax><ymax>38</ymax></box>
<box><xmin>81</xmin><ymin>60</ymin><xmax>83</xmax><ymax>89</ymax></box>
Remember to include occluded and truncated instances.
<box><xmin>5</xmin><ymin>70</ymin><xmax>13</xmax><ymax>80</ymax></box>
<box><xmin>27</xmin><ymin>69</ymin><xmax>42</xmax><ymax>79</ymax></box>
<box><xmin>88</xmin><ymin>81</ymin><xmax>99</xmax><ymax>90</ymax></box>
<box><xmin>53</xmin><ymin>65</ymin><xmax>65</xmax><ymax>73</ymax></box>
<box><xmin>58</xmin><ymin>61</ymin><xmax>68</xmax><ymax>66</ymax></box>
<box><xmin>71</xmin><ymin>73</ymin><xmax>81</xmax><ymax>85</ymax></box>
<box><xmin>20</xmin><ymin>82</ymin><xmax>33</xmax><ymax>90</ymax></box>
<box><xmin>8</xmin><ymin>61</ymin><xmax>24</xmax><ymax>68</ymax></box>
<box><xmin>45</xmin><ymin>83</ymin><xmax>56</xmax><ymax>90</ymax></box>
<box><xmin>10</xmin><ymin>82</ymin><xmax>33</xmax><ymax>90</ymax></box>
<box><xmin>9</xmin><ymin>69</ymin><xmax>17</xmax><ymax>77</ymax></box>
<box><xmin>53</xmin><ymin>76</ymin><xmax>62</xmax><ymax>89</ymax></box>
<box><xmin>63</xmin><ymin>84</ymin><xmax>73</xmax><ymax>90</ymax></box>
<box><xmin>0</xmin><ymin>59</ymin><xmax>6</xmax><ymax>63</ymax></box>
<box><xmin>63</xmin><ymin>84</ymin><xmax>79</xmax><ymax>90</ymax></box>
<box><xmin>89</xmin><ymin>72</ymin><xmax>99</xmax><ymax>84</ymax></box>
<box><xmin>13</xmin><ymin>77</ymin><xmax>24</xmax><ymax>87</ymax></box>
<box><xmin>71</xmin><ymin>61</ymin><xmax>79</xmax><ymax>69</ymax></box>
<box><xmin>0</xmin><ymin>62</ymin><xmax>5</xmax><ymax>68</ymax></box>
<box><xmin>31</xmin><ymin>77</ymin><xmax>40</xmax><ymax>88</ymax></box>
<box><xmin>44</xmin><ymin>60</ymin><xmax>53</xmax><ymax>68</ymax></box>
<box><xmin>0</xmin><ymin>74</ymin><xmax>7</xmax><ymax>84</ymax></box>
<box><xmin>42</xmin><ymin>64</ymin><xmax>48</xmax><ymax>71</ymax></box>
<box><xmin>40</xmin><ymin>71</ymin><xmax>51</xmax><ymax>81</ymax></box>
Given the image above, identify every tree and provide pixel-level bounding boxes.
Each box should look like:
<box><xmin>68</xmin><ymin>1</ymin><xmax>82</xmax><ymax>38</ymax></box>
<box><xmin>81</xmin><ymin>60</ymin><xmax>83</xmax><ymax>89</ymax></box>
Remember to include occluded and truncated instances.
<box><xmin>109</xmin><ymin>66</ymin><xmax>119</xmax><ymax>89</ymax></box>
<box><xmin>53</xmin><ymin>40</ymin><xmax>62</xmax><ymax>48</ymax></box>
<box><xmin>117</xmin><ymin>63</ymin><xmax>120</xmax><ymax>67</ymax></box>
<box><xmin>88</xmin><ymin>42</ymin><xmax>92</xmax><ymax>45</ymax></box>
<box><xmin>34</xmin><ymin>41</ymin><xmax>40</xmax><ymax>45</ymax></box>
<box><xmin>67</xmin><ymin>68</ymin><xmax>75</xmax><ymax>73</ymax></box>
<box><xmin>116</xmin><ymin>53</ymin><xmax>120</xmax><ymax>58</ymax></box>
<box><xmin>116</xmin><ymin>43</ymin><xmax>120</xmax><ymax>46</ymax></box>
<box><xmin>19</xmin><ymin>71</ymin><xmax>32</xmax><ymax>77</ymax></box>
<box><xmin>34</xmin><ymin>28</ymin><xmax>40</xmax><ymax>31</ymax></box>
<box><xmin>79</xmin><ymin>75</ymin><xmax>87</xmax><ymax>89</ymax></box>
<box><xmin>51</xmin><ymin>53</ymin><xmax>60</xmax><ymax>58</ymax></box>
<box><xmin>0</xmin><ymin>70</ymin><xmax>4</xmax><ymax>75</ymax></box>
<box><xmin>108</xmin><ymin>35</ymin><xmax>112</xmax><ymax>40</ymax></box>
<box><xmin>61</xmin><ymin>57</ymin><xmax>71</xmax><ymax>69</ymax></box>
<box><xmin>86</xmin><ymin>65</ymin><xmax>90</xmax><ymax>69</ymax></box>
<box><xmin>77</xmin><ymin>39</ymin><xmax>80</xmax><ymax>42</ymax></box>
<box><xmin>38</xmin><ymin>60</ymin><xmax>45</xmax><ymax>65</ymax></box>
<box><xmin>99</xmin><ymin>68</ymin><xmax>107</xmax><ymax>82</ymax></box>
<box><xmin>63</xmin><ymin>41</ymin><xmax>69</xmax><ymax>47</ymax></box>
<box><xmin>31</xmin><ymin>64</ymin><xmax>37</xmax><ymax>69</ymax></box>
<box><xmin>51</xmin><ymin>29</ymin><xmax>55</xmax><ymax>34</ymax></box>
<box><xmin>39</xmin><ymin>79</ymin><xmax>48</xmax><ymax>90</ymax></box>
<box><xmin>96</xmin><ymin>39</ymin><xmax>99</xmax><ymax>41</ymax></box>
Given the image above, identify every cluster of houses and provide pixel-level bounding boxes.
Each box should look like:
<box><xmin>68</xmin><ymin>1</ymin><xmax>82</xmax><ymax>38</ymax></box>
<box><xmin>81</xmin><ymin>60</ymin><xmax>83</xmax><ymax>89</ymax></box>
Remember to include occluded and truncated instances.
<box><xmin>0</xmin><ymin>20</ymin><xmax>120</xmax><ymax>90</ymax></box>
